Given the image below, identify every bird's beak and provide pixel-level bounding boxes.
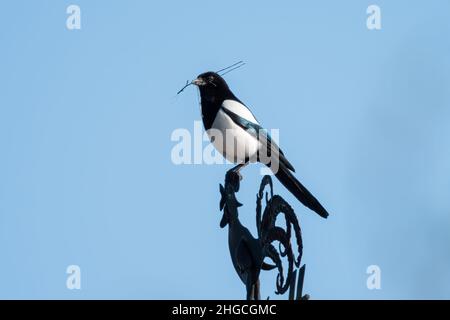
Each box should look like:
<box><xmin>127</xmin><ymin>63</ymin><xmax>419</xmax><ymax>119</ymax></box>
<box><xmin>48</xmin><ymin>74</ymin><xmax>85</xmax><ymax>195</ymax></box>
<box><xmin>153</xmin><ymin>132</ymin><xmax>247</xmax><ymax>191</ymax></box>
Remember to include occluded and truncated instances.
<box><xmin>192</xmin><ymin>78</ymin><xmax>205</xmax><ymax>86</ymax></box>
<box><xmin>176</xmin><ymin>77</ymin><xmax>205</xmax><ymax>95</ymax></box>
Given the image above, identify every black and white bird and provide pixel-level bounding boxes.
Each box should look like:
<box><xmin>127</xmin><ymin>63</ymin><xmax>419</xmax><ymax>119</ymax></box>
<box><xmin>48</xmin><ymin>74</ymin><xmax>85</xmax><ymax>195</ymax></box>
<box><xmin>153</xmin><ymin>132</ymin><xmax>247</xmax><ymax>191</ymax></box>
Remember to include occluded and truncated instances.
<box><xmin>180</xmin><ymin>68</ymin><xmax>329</xmax><ymax>219</ymax></box>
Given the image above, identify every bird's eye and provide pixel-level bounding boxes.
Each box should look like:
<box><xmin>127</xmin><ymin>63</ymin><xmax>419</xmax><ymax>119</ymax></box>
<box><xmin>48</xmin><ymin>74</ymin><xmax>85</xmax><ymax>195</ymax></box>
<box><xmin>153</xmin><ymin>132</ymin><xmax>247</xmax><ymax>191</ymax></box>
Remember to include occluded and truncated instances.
<box><xmin>208</xmin><ymin>76</ymin><xmax>214</xmax><ymax>81</ymax></box>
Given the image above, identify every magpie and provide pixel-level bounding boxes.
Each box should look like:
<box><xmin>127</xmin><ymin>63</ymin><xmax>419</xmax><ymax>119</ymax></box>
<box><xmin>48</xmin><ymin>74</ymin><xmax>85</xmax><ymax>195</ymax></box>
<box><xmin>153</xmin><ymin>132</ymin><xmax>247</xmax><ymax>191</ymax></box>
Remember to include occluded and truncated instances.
<box><xmin>181</xmin><ymin>70</ymin><xmax>329</xmax><ymax>219</ymax></box>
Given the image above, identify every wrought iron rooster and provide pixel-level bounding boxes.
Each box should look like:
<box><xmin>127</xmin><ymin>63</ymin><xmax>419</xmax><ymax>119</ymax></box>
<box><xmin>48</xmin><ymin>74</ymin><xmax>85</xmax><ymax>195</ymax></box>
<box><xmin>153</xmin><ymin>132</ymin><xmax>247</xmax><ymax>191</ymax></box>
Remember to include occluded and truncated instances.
<box><xmin>219</xmin><ymin>170</ymin><xmax>304</xmax><ymax>300</ymax></box>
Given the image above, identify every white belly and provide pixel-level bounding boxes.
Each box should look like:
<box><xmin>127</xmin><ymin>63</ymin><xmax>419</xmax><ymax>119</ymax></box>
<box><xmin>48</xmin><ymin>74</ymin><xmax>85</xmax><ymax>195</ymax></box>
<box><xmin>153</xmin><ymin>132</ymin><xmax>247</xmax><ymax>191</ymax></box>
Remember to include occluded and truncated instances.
<box><xmin>207</xmin><ymin>109</ymin><xmax>260</xmax><ymax>163</ymax></box>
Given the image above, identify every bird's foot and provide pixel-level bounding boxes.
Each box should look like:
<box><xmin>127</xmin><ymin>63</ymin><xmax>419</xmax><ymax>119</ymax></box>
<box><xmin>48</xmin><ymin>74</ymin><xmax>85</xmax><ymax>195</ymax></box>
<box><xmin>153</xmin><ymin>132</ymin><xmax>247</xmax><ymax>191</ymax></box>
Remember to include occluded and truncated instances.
<box><xmin>225</xmin><ymin>169</ymin><xmax>241</xmax><ymax>192</ymax></box>
<box><xmin>230</xmin><ymin>163</ymin><xmax>247</xmax><ymax>181</ymax></box>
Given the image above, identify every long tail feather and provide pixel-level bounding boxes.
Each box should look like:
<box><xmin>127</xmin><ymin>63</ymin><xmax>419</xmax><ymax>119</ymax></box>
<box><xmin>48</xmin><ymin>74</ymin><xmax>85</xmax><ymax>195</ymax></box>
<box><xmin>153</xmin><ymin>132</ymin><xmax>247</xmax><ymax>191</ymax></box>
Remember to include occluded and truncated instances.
<box><xmin>274</xmin><ymin>164</ymin><xmax>329</xmax><ymax>218</ymax></box>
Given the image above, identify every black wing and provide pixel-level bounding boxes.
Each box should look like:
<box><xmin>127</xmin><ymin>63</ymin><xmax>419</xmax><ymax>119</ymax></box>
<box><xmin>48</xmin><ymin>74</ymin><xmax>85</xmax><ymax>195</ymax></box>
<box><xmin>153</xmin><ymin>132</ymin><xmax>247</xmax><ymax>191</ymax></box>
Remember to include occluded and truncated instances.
<box><xmin>221</xmin><ymin>106</ymin><xmax>329</xmax><ymax>219</ymax></box>
<box><xmin>220</xmin><ymin>106</ymin><xmax>295</xmax><ymax>172</ymax></box>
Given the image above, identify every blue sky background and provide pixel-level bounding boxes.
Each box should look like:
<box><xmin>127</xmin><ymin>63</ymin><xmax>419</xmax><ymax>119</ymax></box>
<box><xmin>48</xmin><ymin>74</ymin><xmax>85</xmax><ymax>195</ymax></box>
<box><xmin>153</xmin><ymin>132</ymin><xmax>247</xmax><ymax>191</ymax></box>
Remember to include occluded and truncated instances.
<box><xmin>0</xmin><ymin>0</ymin><xmax>449</xmax><ymax>299</ymax></box>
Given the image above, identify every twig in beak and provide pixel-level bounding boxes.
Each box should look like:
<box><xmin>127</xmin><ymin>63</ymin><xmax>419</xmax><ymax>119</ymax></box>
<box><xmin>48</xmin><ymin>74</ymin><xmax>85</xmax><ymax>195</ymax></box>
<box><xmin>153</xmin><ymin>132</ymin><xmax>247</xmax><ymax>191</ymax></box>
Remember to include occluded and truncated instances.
<box><xmin>216</xmin><ymin>61</ymin><xmax>245</xmax><ymax>74</ymax></box>
<box><xmin>177</xmin><ymin>80</ymin><xmax>192</xmax><ymax>95</ymax></box>
<box><xmin>219</xmin><ymin>62</ymin><xmax>246</xmax><ymax>76</ymax></box>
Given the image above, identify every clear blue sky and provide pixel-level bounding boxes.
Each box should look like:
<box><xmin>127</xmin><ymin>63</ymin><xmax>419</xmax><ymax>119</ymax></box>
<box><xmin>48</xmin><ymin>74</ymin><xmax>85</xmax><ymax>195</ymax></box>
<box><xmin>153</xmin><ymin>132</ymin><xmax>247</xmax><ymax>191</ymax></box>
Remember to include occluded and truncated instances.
<box><xmin>0</xmin><ymin>0</ymin><xmax>449</xmax><ymax>299</ymax></box>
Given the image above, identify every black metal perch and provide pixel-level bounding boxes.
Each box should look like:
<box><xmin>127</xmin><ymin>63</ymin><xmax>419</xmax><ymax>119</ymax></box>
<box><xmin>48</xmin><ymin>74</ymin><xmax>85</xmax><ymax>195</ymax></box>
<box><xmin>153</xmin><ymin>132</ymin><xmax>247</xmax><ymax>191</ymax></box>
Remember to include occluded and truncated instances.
<box><xmin>219</xmin><ymin>170</ymin><xmax>308</xmax><ymax>300</ymax></box>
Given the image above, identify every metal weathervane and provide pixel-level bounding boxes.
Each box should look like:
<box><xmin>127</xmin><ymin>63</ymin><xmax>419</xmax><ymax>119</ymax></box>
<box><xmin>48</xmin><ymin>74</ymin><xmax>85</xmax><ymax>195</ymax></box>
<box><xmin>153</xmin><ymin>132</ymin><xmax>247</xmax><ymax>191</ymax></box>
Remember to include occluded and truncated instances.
<box><xmin>219</xmin><ymin>170</ymin><xmax>309</xmax><ymax>300</ymax></box>
<box><xmin>177</xmin><ymin>63</ymin><xmax>327</xmax><ymax>300</ymax></box>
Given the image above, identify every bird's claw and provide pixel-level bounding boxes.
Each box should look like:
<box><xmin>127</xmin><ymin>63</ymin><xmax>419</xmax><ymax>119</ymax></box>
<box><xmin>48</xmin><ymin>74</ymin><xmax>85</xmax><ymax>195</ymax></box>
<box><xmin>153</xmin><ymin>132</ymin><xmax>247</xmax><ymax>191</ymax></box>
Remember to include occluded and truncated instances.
<box><xmin>225</xmin><ymin>170</ymin><xmax>240</xmax><ymax>192</ymax></box>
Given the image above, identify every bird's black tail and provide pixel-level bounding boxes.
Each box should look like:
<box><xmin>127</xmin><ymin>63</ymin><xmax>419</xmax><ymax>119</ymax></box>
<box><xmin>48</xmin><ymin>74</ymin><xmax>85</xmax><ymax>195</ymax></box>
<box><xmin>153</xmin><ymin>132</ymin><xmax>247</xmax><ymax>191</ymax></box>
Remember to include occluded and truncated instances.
<box><xmin>274</xmin><ymin>164</ymin><xmax>329</xmax><ymax>219</ymax></box>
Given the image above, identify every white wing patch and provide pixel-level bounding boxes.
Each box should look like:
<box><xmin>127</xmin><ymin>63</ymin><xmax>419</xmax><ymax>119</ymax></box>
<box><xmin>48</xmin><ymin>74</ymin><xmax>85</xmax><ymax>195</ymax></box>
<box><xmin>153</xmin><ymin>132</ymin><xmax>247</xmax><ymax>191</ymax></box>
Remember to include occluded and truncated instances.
<box><xmin>209</xmin><ymin>108</ymin><xmax>260</xmax><ymax>163</ymax></box>
<box><xmin>222</xmin><ymin>99</ymin><xmax>259</xmax><ymax>125</ymax></box>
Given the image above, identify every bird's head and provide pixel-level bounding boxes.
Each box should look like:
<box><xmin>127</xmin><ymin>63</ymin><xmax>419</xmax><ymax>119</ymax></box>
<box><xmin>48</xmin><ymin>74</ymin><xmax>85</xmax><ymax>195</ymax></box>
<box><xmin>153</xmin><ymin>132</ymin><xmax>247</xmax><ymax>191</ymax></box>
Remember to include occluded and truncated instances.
<box><xmin>176</xmin><ymin>62</ymin><xmax>244</xmax><ymax>96</ymax></box>
<box><xmin>192</xmin><ymin>72</ymin><xmax>231</xmax><ymax>101</ymax></box>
